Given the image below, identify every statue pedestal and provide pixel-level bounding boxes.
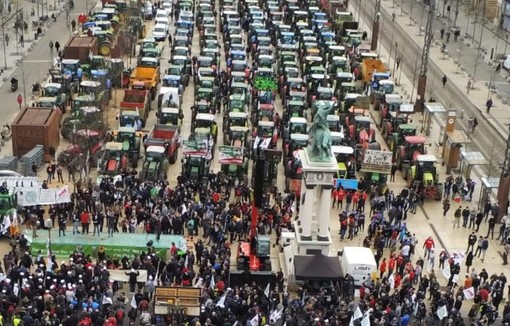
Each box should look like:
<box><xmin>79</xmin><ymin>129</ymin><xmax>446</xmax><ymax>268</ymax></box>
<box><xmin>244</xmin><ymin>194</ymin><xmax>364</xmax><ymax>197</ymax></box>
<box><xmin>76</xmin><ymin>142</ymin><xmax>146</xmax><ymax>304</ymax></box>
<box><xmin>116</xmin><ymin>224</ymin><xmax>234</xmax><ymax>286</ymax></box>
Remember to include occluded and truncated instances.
<box><xmin>295</xmin><ymin>149</ymin><xmax>337</xmax><ymax>255</ymax></box>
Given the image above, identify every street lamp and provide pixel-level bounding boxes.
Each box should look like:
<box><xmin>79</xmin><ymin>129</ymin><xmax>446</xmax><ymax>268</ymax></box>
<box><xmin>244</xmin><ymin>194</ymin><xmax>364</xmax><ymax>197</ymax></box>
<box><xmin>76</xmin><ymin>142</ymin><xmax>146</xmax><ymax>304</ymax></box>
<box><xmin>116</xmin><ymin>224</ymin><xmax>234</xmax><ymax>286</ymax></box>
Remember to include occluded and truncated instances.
<box><xmin>472</xmin><ymin>0</ymin><xmax>486</xmax><ymax>88</ymax></box>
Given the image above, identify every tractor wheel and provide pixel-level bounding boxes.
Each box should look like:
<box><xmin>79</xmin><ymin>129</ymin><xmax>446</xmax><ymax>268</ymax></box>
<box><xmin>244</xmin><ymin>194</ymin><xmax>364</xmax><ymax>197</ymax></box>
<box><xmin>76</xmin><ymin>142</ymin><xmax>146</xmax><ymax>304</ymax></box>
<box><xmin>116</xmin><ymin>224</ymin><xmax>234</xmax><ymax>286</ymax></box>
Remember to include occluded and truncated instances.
<box><xmin>402</xmin><ymin>163</ymin><xmax>410</xmax><ymax>180</ymax></box>
<box><xmin>435</xmin><ymin>185</ymin><xmax>443</xmax><ymax>200</ymax></box>
<box><xmin>98</xmin><ymin>41</ymin><xmax>112</xmax><ymax>56</ymax></box>
<box><xmin>169</xmin><ymin>150</ymin><xmax>177</xmax><ymax>164</ymax></box>
<box><xmin>132</xmin><ymin>153</ymin><xmax>138</xmax><ymax>169</ymax></box>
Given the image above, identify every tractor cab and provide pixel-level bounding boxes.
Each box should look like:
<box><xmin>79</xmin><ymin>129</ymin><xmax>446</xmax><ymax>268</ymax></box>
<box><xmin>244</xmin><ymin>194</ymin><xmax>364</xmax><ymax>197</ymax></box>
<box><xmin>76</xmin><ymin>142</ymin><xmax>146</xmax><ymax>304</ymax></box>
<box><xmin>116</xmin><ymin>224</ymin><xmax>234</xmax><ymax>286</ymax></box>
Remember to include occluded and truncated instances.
<box><xmin>37</xmin><ymin>97</ymin><xmax>58</xmax><ymax>108</ymax></box>
<box><xmin>61</xmin><ymin>59</ymin><xmax>82</xmax><ymax>80</ymax></box>
<box><xmin>162</xmin><ymin>75</ymin><xmax>184</xmax><ymax>93</ymax></box>
<box><xmin>159</xmin><ymin>107</ymin><xmax>184</xmax><ymax>126</ymax></box>
<box><xmin>194</xmin><ymin>113</ymin><xmax>218</xmax><ymax>140</ymax></box>
<box><xmin>286</xmin><ymin>117</ymin><xmax>308</xmax><ymax>138</ymax></box>
<box><xmin>99</xmin><ymin>142</ymin><xmax>126</xmax><ymax>175</ymax></box>
<box><xmin>379</xmin><ymin>79</ymin><xmax>395</xmax><ymax>95</ymax></box>
<box><xmin>79</xmin><ymin>80</ymin><xmax>102</xmax><ymax>96</ymax></box>
<box><xmin>379</xmin><ymin>94</ymin><xmax>403</xmax><ymax>125</ymax></box>
<box><xmin>230</xmin><ymin>71</ymin><xmax>249</xmax><ymax>85</ymax></box>
<box><xmin>119</xmin><ymin>110</ymin><xmax>142</xmax><ymax>130</ymax></box>
<box><xmin>227</xmin><ymin>126</ymin><xmax>250</xmax><ymax>148</ymax></box>
<box><xmin>327</xmin><ymin>115</ymin><xmax>341</xmax><ymax>132</ymax></box>
<box><xmin>231</xmin><ymin>82</ymin><xmax>250</xmax><ymax>103</ymax></box>
<box><xmin>284</xmin><ymin>100</ymin><xmax>306</xmax><ymax>121</ymax></box>
<box><xmin>327</xmin><ymin>45</ymin><xmax>346</xmax><ymax>58</ymax></box>
<box><xmin>42</xmin><ymin>82</ymin><xmax>63</xmax><ymax>98</ymax></box>
<box><xmin>338</xmin><ymin>81</ymin><xmax>356</xmax><ymax>101</ymax></box>
<box><xmin>343</xmin><ymin>93</ymin><xmax>361</xmax><ymax>112</ymax></box>
<box><xmin>389</xmin><ymin>124</ymin><xmax>417</xmax><ymax>152</ymax></box>
<box><xmin>350</xmin><ymin>116</ymin><xmax>373</xmax><ymax>143</ymax></box>
<box><xmin>256</xmin><ymin>103</ymin><xmax>275</xmax><ymax>123</ymax></box>
<box><xmin>227</xmin><ymin>94</ymin><xmax>247</xmax><ymax>113</ymax></box>
<box><xmin>331</xmin><ymin>131</ymin><xmax>345</xmax><ymax>146</ymax></box>
<box><xmin>336</xmin><ymin>72</ymin><xmax>354</xmax><ymax>85</ymax></box>
<box><xmin>226</xmin><ymin>112</ymin><xmax>249</xmax><ymax>129</ymax></box>
<box><xmin>285</xmin><ymin>134</ymin><xmax>309</xmax><ymax>157</ymax></box>
<box><xmin>328</xmin><ymin>56</ymin><xmax>348</xmax><ymax>75</ymax></box>
<box><xmin>257</xmin><ymin>121</ymin><xmax>277</xmax><ymax>147</ymax></box>
<box><xmin>409</xmin><ymin>155</ymin><xmax>442</xmax><ymax>200</ymax></box>
<box><xmin>382</xmin><ymin>111</ymin><xmax>409</xmax><ymax>139</ymax></box>
<box><xmin>182</xmin><ymin>155</ymin><xmax>210</xmax><ymax>181</ymax></box>
<box><xmin>144</xmin><ymin>145</ymin><xmax>167</xmax><ymax>164</ymax></box>
<box><xmin>303</xmin><ymin>56</ymin><xmax>324</xmax><ymax>75</ymax></box>
<box><xmin>332</xmin><ymin>145</ymin><xmax>355</xmax><ymax>179</ymax></box>
<box><xmin>139</xmin><ymin>57</ymin><xmax>159</xmax><ymax>68</ymax></box>
<box><xmin>396</xmin><ymin>135</ymin><xmax>427</xmax><ymax>176</ymax></box>
<box><xmin>283</xmin><ymin>77</ymin><xmax>306</xmax><ymax>97</ymax></box>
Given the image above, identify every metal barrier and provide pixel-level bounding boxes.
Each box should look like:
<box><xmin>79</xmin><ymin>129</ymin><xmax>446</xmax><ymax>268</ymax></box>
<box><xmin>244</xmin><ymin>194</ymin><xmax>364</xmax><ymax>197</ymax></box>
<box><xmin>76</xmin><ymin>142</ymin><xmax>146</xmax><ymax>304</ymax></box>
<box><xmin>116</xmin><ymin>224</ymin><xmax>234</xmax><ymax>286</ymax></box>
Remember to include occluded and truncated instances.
<box><xmin>0</xmin><ymin>156</ymin><xmax>19</xmax><ymax>171</ymax></box>
<box><xmin>17</xmin><ymin>145</ymin><xmax>44</xmax><ymax>176</ymax></box>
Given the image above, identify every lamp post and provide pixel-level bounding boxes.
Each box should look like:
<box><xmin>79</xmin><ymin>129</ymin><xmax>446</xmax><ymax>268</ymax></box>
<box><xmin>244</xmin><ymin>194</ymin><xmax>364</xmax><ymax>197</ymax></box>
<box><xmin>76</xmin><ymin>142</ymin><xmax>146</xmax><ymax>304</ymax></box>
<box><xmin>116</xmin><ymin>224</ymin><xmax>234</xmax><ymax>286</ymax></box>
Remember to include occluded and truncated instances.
<box><xmin>472</xmin><ymin>0</ymin><xmax>486</xmax><ymax>88</ymax></box>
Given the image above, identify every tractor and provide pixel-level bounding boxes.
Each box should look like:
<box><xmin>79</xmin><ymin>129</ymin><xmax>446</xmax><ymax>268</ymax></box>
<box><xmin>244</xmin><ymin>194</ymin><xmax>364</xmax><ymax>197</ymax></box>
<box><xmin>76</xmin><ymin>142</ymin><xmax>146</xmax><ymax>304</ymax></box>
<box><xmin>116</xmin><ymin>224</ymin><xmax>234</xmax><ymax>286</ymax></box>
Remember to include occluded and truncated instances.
<box><xmin>283</xmin><ymin>117</ymin><xmax>308</xmax><ymax>141</ymax></box>
<box><xmin>395</xmin><ymin>136</ymin><xmax>427</xmax><ymax>179</ymax></box>
<box><xmin>381</xmin><ymin>111</ymin><xmax>409</xmax><ymax>140</ymax></box>
<box><xmin>349</xmin><ymin>116</ymin><xmax>375</xmax><ymax>144</ymax></box>
<box><xmin>408</xmin><ymin>155</ymin><xmax>443</xmax><ymax>200</ymax></box>
<box><xmin>181</xmin><ymin>154</ymin><xmax>211</xmax><ymax>182</ymax></box>
<box><xmin>98</xmin><ymin>142</ymin><xmax>128</xmax><ymax>175</ymax></box>
<box><xmin>141</xmin><ymin>145</ymin><xmax>169</xmax><ymax>181</ymax></box>
<box><xmin>112</xmin><ymin>127</ymin><xmax>142</xmax><ymax>168</ymax></box>
<box><xmin>389</xmin><ymin>124</ymin><xmax>418</xmax><ymax>154</ymax></box>
<box><xmin>332</xmin><ymin>145</ymin><xmax>356</xmax><ymax>179</ymax></box>
<box><xmin>378</xmin><ymin>94</ymin><xmax>403</xmax><ymax>125</ymax></box>
<box><xmin>158</xmin><ymin>107</ymin><xmax>184</xmax><ymax>126</ymax></box>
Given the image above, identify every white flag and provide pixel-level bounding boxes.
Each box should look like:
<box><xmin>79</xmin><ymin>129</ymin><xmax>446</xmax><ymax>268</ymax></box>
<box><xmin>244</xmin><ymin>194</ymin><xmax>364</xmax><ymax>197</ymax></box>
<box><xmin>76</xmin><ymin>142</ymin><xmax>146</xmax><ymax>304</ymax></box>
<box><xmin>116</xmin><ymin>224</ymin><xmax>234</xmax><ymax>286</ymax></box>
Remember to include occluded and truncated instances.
<box><xmin>250</xmin><ymin>314</ymin><xmax>259</xmax><ymax>326</ymax></box>
<box><xmin>349</xmin><ymin>316</ymin><xmax>354</xmax><ymax>326</ymax></box>
<box><xmin>353</xmin><ymin>307</ymin><xmax>362</xmax><ymax>320</ymax></box>
<box><xmin>463</xmin><ymin>287</ymin><xmax>475</xmax><ymax>300</ymax></box>
<box><xmin>1</xmin><ymin>215</ymin><xmax>11</xmax><ymax>234</ymax></box>
<box><xmin>388</xmin><ymin>274</ymin><xmax>395</xmax><ymax>289</ymax></box>
<box><xmin>436</xmin><ymin>305</ymin><xmax>448</xmax><ymax>320</ymax></box>
<box><xmin>216</xmin><ymin>294</ymin><xmax>226</xmax><ymax>308</ymax></box>
<box><xmin>210</xmin><ymin>275</ymin><xmax>215</xmax><ymax>289</ymax></box>
<box><xmin>131</xmin><ymin>295</ymin><xmax>137</xmax><ymax>309</ymax></box>
<box><xmin>102</xmin><ymin>295</ymin><xmax>112</xmax><ymax>305</ymax></box>
<box><xmin>270</xmin><ymin>307</ymin><xmax>284</xmax><ymax>322</ymax></box>
<box><xmin>361</xmin><ymin>313</ymin><xmax>370</xmax><ymax>326</ymax></box>
<box><xmin>264</xmin><ymin>283</ymin><xmax>270</xmax><ymax>297</ymax></box>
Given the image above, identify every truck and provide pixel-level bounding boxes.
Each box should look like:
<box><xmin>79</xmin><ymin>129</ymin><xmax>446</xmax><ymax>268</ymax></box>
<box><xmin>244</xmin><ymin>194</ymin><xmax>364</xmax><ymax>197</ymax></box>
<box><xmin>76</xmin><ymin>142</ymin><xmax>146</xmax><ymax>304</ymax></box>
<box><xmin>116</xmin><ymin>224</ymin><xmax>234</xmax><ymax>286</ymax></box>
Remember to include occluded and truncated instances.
<box><xmin>340</xmin><ymin>247</ymin><xmax>377</xmax><ymax>286</ymax></box>
<box><xmin>129</xmin><ymin>66</ymin><xmax>160</xmax><ymax>100</ymax></box>
<box><xmin>361</xmin><ymin>58</ymin><xmax>387</xmax><ymax>83</ymax></box>
<box><xmin>120</xmin><ymin>89</ymin><xmax>151</xmax><ymax>127</ymax></box>
<box><xmin>144</xmin><ymin>124</ymin><xmax>181</xmax><ymax>164</ymax></box>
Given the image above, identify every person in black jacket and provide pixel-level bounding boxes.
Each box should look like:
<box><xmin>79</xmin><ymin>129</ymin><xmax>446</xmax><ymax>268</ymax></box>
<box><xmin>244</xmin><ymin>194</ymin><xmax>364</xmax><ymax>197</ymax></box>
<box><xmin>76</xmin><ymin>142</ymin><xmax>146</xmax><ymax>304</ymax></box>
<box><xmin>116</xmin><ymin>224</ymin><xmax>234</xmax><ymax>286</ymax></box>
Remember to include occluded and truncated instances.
<box><xmin>125</xmin><ymin>268</ymin><xmax>140</xmax><ymax>293</ymax></box>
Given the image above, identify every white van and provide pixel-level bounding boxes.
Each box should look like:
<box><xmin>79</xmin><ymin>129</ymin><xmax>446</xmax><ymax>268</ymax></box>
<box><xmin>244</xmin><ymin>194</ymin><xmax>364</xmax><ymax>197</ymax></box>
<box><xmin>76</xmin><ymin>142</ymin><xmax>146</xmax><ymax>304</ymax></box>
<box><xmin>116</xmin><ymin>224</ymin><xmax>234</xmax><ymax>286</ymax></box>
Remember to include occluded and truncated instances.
<box><xmin>340</xmin><ymin>247</ymin><xmax>377</xmax><ymax>286</ymax></box>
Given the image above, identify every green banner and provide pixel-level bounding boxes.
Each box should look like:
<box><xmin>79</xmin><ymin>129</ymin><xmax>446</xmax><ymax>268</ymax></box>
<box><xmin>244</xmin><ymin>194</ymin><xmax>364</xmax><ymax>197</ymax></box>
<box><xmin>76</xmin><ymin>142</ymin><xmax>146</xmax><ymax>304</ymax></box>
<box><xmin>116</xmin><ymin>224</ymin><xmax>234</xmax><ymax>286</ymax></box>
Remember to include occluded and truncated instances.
<box><xmin>31</xmin><ymin>242</ymin><xmax>168</xmax><ymax>259</ymax></box>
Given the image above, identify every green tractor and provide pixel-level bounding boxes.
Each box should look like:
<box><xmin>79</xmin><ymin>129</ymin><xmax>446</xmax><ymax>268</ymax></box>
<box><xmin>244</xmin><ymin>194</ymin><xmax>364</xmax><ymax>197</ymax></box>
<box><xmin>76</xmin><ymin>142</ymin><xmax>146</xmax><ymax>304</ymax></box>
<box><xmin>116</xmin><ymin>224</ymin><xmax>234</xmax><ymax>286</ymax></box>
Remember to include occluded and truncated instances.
<box><xmin>141</xmin><ymin>145</ymin><xmax>169</xmax><ymax>181</ymax></box>
<box><xmin>182</xmin><ymin>155</ymin><xmax>211</xmax><ymax>181</ymax></box>
<box><xmin>42</xmin><ymin>83</ymin><xmax>69</xmax><ymax>113</ymax></box>
<box><xmin>112</xmin><ymin>127</ymin><xmax>142</xmax><ymax>168</ymax></box>
<box><xmin>389</xmin><ymin>124</ymin><xmax>418</xmax><ymax>154</ymax></box>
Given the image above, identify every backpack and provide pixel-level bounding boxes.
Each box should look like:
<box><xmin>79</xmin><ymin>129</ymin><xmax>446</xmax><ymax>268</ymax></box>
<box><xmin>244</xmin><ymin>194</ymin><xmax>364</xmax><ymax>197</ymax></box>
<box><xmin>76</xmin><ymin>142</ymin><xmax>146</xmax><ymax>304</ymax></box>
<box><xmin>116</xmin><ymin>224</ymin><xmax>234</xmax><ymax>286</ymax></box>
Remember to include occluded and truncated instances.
<box><xmin>187</xmin><ymin>219</ymin><xmax>195</xmax><ymax>229</ymax></box>
<box><xmin>140</xmin><ymin>312</ymin><xmax>151</xmax><ymax>325</ymax></box>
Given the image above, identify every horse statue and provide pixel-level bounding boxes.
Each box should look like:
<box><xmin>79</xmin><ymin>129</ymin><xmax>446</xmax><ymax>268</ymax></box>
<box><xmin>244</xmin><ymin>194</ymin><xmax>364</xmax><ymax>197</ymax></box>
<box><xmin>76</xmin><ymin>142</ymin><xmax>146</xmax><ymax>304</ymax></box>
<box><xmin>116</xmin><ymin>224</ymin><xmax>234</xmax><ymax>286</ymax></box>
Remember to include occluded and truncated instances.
<box><xmin>307</xmin><ymin>103</ymin><xmax>332</xmax><ymax>162</ymax></box>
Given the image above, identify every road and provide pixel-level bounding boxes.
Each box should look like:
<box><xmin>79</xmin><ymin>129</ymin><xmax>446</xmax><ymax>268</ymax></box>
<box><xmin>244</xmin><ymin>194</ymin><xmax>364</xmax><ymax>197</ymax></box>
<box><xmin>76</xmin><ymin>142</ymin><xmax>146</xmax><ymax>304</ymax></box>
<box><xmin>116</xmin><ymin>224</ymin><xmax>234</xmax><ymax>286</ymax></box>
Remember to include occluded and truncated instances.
<box><xmin>0</xmin><ymin>0</ymin><xmax>83</xmax><ymax>126</ymax></box>
<box><xmin>354</xmin><ymin>0</ymin><xmax>508</xmax><ymax>172</ymax></box>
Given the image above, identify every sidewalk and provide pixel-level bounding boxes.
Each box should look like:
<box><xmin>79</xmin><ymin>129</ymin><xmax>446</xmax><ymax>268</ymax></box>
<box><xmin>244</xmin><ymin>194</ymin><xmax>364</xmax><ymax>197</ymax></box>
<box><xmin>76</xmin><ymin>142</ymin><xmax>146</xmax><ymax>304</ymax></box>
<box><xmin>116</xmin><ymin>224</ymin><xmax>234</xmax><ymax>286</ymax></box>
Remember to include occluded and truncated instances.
<box><xmin>0</xmin><ymin>0</ymin><xmax>68</xmax><ymax>89</ymax></box>
<box><xmin>391</xmin><ymin>0</ymin><xmax>510</xmax><ymax>130</ymax></box>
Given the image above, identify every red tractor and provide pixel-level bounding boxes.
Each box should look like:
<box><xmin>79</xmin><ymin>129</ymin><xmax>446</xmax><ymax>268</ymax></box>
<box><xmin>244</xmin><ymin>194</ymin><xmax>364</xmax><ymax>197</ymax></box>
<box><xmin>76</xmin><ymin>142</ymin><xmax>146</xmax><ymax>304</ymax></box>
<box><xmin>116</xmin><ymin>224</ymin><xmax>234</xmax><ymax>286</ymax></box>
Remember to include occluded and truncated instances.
<box><xmin>395</xmin><ymin>136</ymin><xmax>427</xmax><ymax>179</ymax></box>
<box><xmin>349</xmin><ymin>115</ymin><xmax>375</xmax><ymax>144</ymax></box>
